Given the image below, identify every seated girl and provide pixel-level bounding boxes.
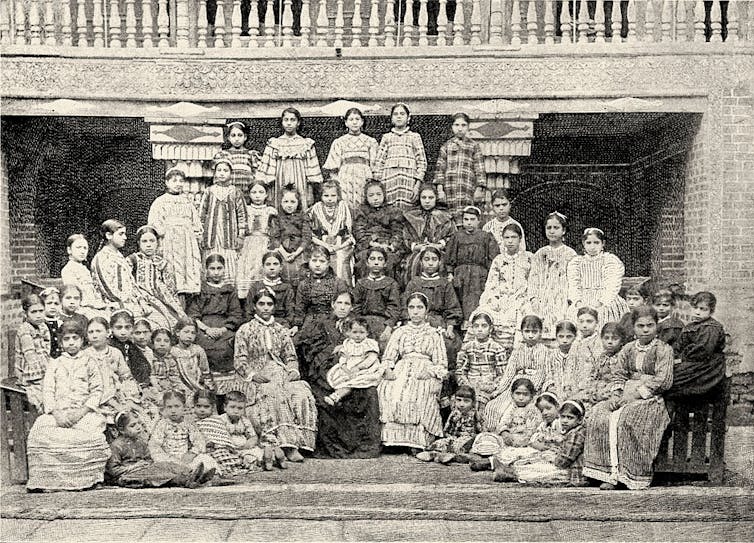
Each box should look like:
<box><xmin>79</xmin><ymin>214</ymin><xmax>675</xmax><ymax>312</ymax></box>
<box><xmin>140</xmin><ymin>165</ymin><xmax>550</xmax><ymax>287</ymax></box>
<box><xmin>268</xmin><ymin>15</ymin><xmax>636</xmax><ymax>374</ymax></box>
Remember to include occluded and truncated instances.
<box><xmin>25</xmin><ymin>320</ymin><xmax>111</xmax><ymax>491</ymax></box>
<box><xmin>324</xmin><ymin>317</ymin><xmax>384</xmax><ymax>407</ymax></box>
<box><xmin>59</xmin><ymin>285</ymin><xmax>90</xmax><ymax>335</ymax></box>
<box><xmin>567</xmin><ymin>322</ymin><xmax>622</xmax><ymax>408</ymax></box>
<box><xmin>416</xmin><ymin>385</ymin><xmax>481</xmax><ymax>465</ymax></box>
<box><xmin>352</xmin><ymin>247</ymin><xmax>401</xmax><ymax>349</ymax></box>
<box><xmin>148</xmin><ymin>390</ymin><xmax>219</xmax><ymax>478</ymax></box>
<box><xmin>267</xmin><ymin>186</ymin><xmax>311</xmax><ymax>287</ymax></box>
<box><xmin>107</xmin><ymin>411</ymin><xmax>206</xmax><ymax>488</ymax></box>
<box><xmin>470</xmin><ymin>378</ymin><xmax>540</xmax><ymax>469</ymax></box>
<box><xmin>14</xmin><ymin>293</ymin><xmax>50</xmax><ymax>411</ymax></box>
<box><xmin>561</xmin><ymin>307</ymin><xmax>603</xmax><ymax>400</ymax></box>
<box><xmin>149</xmin><ymin>327</ymin><xmax>183</xmax><ymax>394</ymax></box>
<box><xmin>249</xmin><ymin>252</ymin><xmax>296</xmax><ymax>331</ymax></box>
<box><xmin>456</xmin><ymin>311</ymin><xmax>507</xmax><ymax>412</ymax></box>
<box><xmin>61</xmin><ymin>233</ymin><xmax>108</xmax><ymax>318</ymax></box>
<box><xmin>653</xmin><ymin>288</ymin><xmax>684</xmax><ymax>351</ymax></box>
<box><xmin>544</xmin><ymin>320</ymin><xmax>577</xmax><ymax>400</ymax></box>
<box><xmin>494</xmin><ymin>399</ymin><xmax>587</xmax><ymax>486</ymax></box>
<box><xmin>170</xmin><ymin>318</ymin><xmax>216</xmax><ymax>405</ymax></box>
<box><xmin>132</xmin><ymin>318</ymin><xmax>155</xmax><ymax>371</ymax></box>
<box><xmin>109</xmin><ymin>310</ymin><xmax>152</xmax><ymax>388</ymax></box>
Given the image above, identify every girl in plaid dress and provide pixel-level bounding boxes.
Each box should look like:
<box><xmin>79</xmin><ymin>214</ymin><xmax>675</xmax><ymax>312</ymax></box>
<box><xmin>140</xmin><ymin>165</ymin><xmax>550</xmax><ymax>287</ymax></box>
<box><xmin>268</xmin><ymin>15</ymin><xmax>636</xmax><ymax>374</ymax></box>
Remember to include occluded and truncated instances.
<box><xmin>455</xmin><ymin>312</ymin><xmax>507</xmax><ymax>412</ymax></box>
<box><xmin>374</xmin><ymin>103</ymin><xmax>427</xmax><ymax>210</ymax></box>
<box><xmin>223</xmin><ymin>121</ymin><xmax>262</xmax><ymax>200</ymax></box>
<box><xmin>15</xmin><ymin>294</ymin><xmax>50</xmax><ymax>411</ymax></box>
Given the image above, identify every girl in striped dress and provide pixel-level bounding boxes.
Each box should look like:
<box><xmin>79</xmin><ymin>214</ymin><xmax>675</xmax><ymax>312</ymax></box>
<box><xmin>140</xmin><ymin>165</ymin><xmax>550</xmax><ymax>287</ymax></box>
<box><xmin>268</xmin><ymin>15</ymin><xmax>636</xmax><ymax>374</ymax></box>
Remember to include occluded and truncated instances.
<box><xmin>198</xmin><ymin>152</ymin><xmax>248</xmax><ymax>287</ymax></box>
<box><xmin>14</xmin><ymin>294</ymin><xmax>50</xmax><ymax>411</ymax></box>
<box><xmin>528</xmin><ymin>212</ymin><xmax>578</xmax><ymax>340</ymax></box>
<box><xmin>224</xmin><ymin>121</ymin><xmax>262</xmax><ymax>199</ymax></box>
<box><xmin>323</xmin><ymin>107</ymin><xmax>379</xmax><ymax>209</ymax></box>
<box><xmin>567</xmin><ymin>228</ymin><xmax>629</xmax><ymax>326</ymax></box>
<box><xmin>561</xmin><ymin>307</ymin><xmax>604</xmax><ymax>403</ymax></box>
<box><xmin>583</xmin><ymin>306</ymin><xmax>674</xmax><ymax>490</ymax></box>
<box><xmin>256</xmin><ymin>108</ymin><xmax>323</xmax><ymax>210</ymax></box>
<box><xmin>377</xmin><ymin>292</ymin><xmax>448</xmax><ymax>452</ymax></box>
<box><xmin>374</xmin><ymin>103</ymin><xmax>427</xmax><ymax>210</ymax></box>
<box><xmin>309</xmin><ymin>180</ymin><xmax>355</xmax><ymax>286</ymax></box>
<box><xmin>147</xmin><ymin>168</ymin><xmax>203</xmax><ymax>297</ymax></box>
<box><xmin>236</xmin><ymin>182</ymin><xmax>277</xmax><ymax>300</ymax></box>
<box><xmin>482</xmin><ymin>316</ymin><xmax>551</xmax><ymax>434</ymax></box>
<box><xmin>61</xmin><ymin>234</ymin><xmax>108</xmax><ymax>318</ymax></box>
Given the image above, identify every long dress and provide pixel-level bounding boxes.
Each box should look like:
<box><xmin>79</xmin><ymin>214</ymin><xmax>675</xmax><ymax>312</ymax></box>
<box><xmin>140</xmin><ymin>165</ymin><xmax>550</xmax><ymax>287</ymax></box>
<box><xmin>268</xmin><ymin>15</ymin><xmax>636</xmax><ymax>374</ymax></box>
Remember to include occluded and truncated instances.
<box><xmin>127</xmin><ymin>251</ymin><xmax>188</xmax><ymax>328</ymax></box>
<box><xmin>61</xmin><ymin>260</ymin><xmax>108</xmax><ymax>318</ymax></box>
<box><xmin>256</xmin><ymin>134</ymin><xmax>323</xmax><ymax>210</ymax></box>
<box><xmin>14</xmin><ymin>321</ymin><xmax>50</xmax><ymax>411</ymax></box>
<box><xmin>482</xmin><ymin>217</ymin><xmax>526</xmax><ymax>253</ymax></box>
<box><xmin>477</xmin><ymin>250</ymin><xmax>533</xmax><ymax>350</ymax></box>
<box><xmin>186</xmin><ymin>281</ymin><xmax>243</xmax><ymax>376</ymax></box>
<box><xmin>106</xmin><ymin>434</ymin><xmax>190</xmax><ymax>487</ymax></box>
<box><xmin>528</xmin><ymin>244</ymin><xmax>578</xmax><ymax>339</ymax></box>
<box><xmin>433</xmin><ymin>135</ymin><xmax>486</xmax><ymax>218</ymax></box>
<box><xmin>402</xmin><ymin>206</ymin><xmax>457</xmax><ymax>284</ymax></box>
<box><xmin>583</xmin><ymin>339</ymin><xmax>674</xmax><ymax>490</ymax></box>
<box><xmin>268</xmin><ymin>210</ymin><xmax>311</xmax><ymax>287</ymax></box>
<box><xmin>236</xmin><ymin>204</ymin><xmax>277</xmax><ymax>298</ymax></box>
<box><xmin>148</xmin><ymin>192</ymin><xmax>203</xmax><ymax>295</ymax></box>
<box><xmin>90</xmin><ymin>245</ymin><xmax>171</xmax><ymax>329</ymax></box>
<box><xmin>352</xmin><ymin>202</ymin><xmax>405</xmax><ymax>279</ymax></box>
<box><xmin>668</xmin><ymin>317</ymin><xmax>727</xmax><ymax>398</ymax></box>
<box><xmin>560</xmin><ymin>333</ymin><xmax>603</xmax><ymax>405</ymax></box>
<box><xmin>198</xmin><ymin>183</ymin><xmax>248</xmax><ymax>286</ymax></box>
<box><xmin>445</xmin><ymin>229</ymin><xmax>500</xmax><ymax>324</ymax></box>
<box><xmin>308</xmin><ymin>314</ymin><xmax>382</xmax><ymax>458</ymax></box>
<box><xmin>323</xmin><ymin>132</ymin><xmax>379</xmax><ymax>209</ymax></box>
<box><xmin>234</xmin><ymin>315</ymin><xmax>318</xmax><ymax>451</ymax></box>
<box><xmin>309</xmin><ymin>201</ymin><xmax>355</xmax><ymax>286</ymax></box>
<box><xmin>566</xmin><ymin>251</ymin><xmax>629</xmax><ymax>325</ymax></box>
<box><xmin>377</xmin><ymin>321</ymin><xmax>448</xmax><ymax>449</ymax></box>
<box><xmin>26</xmin><ymin>351</ymin><xmax>111</xmax><ymax>491</ymax></box>
<box><xmin>373</xmin><ymin>128</ymin><xmax>427</xmax><ymax>210</ymax></box>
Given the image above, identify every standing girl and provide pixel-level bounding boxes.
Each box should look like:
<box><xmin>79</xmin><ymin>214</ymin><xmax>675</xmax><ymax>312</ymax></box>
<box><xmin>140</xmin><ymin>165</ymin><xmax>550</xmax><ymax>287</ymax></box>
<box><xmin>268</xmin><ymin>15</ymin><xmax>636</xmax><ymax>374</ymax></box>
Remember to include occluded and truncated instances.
<box><xmin>25</xmin><ymin>320</ymin><xmax>111</xmax><ymax>491</ymax></box>
<box><xmin>583</xmin><ymin>306</ymin><xmax>674</xmax><ymax>490</ymax></box>
<box><xmin>61</xmin><ymin>234</ymin><xmax>108</xmax><ymax>318</ymax></box>
<box><xmin>199</xmin><ymin>152</ymin><xmax>248</xmax><ymax>286</ymax></box>
<box><xmin>323</xmin><ymin>107</ymin><xmax>379</xmax><ymax>209</ymax></box>
<box><xmin>445</xmin><ymin>206</ymin><xmax>500</xmax><ymax>327</ymax></box>
<box><xmin>433</xmin><ymin>112</ymin><xmax>487</xmax><ymax>221</ymax></box>
<box><xmin>90</xmin><ymin>220</ymin><xmax>171</xmax><ymax>329</ymax></box>
<box><xmin>477</xmin><ymin>223</ymin><xmax>532</xmax><ymax>351</ymax></box>
<box><xmin>482</xmin><ymin>189</ymin><xmax>526</xmax><ymax>252</ymax></box>
<box><xmin>373</xmin><ymin>103</ymin><xmax>428</xmax><ymax>210</ymax></box>
<box><xmin>256</xmin><ymin>107</ymin><xmax>323</xmax><ymax>209</ymax></box>
<box><xmin>528</xmin><ymin>212</ymin><xmax>578</xmax><ymax>339</ymax></box>
<box><xmin>567</xmin><ymin>227</ymin><xmax>629</xmax><ymax>326</ymax></box>
<box><xmin>545</xmin><ymin>320</ymin><xmax>577</xmax><ymax>400</ymax></box>
<box><xmin>127</xmin><ymin>225</ymin><xmax>188</xmax><ymax>328</ymax></box>
<box><xmin>14</xmin><ymin>294</ymin><xmax>50</xmax><ymax>410</ymax></box>
<box><xmin>223</xmin><ymin>121</ymin><xmax>262</xmax><ymax>198</ymax></box>
<box><xmin>268</xmin><ymin>187</ymin><xmax>311</xmax><ymax>287</ymax></box>
<box><xmin>40</xmin><ymin>287</ymin><xmax>62</xmax><ymax>359</ymax></box>
<box><xmin>236</xmin><ymin>182</ymin><xmax>277</xmax><ymax>300</ymax></box>
<box><xmin>562</xmin><ymin>307</ymin><xmax>604</xmax><ymax>400</ymax></box>
<box><xmin>170</xmin><ymin>318</ymin><xmax>215</xmax><ymax>403</ymax></box>
<box><xmin>147</xmin><ymin>168</ymin><xmax>203</xmax><ymax>297</ymax></box>
<box><xmin>309</xmin><ymin>180</ymin><xmax>356</xmax><ymax>286</ymax></box>
<box><xmin>401</xmin><ymin>184</ymin><xmax>456</xmax><ymax>284</ymax></box>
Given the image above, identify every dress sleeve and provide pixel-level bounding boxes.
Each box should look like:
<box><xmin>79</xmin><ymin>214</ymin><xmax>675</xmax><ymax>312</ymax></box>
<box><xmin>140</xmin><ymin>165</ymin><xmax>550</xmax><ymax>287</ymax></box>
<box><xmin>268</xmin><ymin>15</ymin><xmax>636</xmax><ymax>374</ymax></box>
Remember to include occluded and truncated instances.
<box><xmin>148</xmin><ymin>419</ymin><xmax>171</xmax><ymax>462</ymax></box>
<box><xmin>198</xmin><ymin>191</ymin><xmax>211</xmax><ymax>247</ymax></box>
<box><xmin>281</xmin><ymin>332</ymin><xmax>301</xmax><ymax>381</ymax></box>
<box><xmin>188</xmin><ymin>422</ymin><xmax>207</xmax><ymax>454</ymax></box>
<box><xmin>642</xmin><ymin>343</ymin><xmax>674</xmax><ymax>396</ymax></box>
<box><xmin>385</xmin><ymin>280</ymin><xmax>401</xmax><ymax>328</ymax></box>
<box><xmin>609</xmin><ymin>345</ymin><xmax>631</xmax><ymax>392</ymax></box>
<box><xmin>444</xmin><ymin>234</ymin><xmax>458</xmax><ymax>274</ymax></box>
<box><xmin>235</xmin><ymin>188</ymin><xmax>248</xmax><ymax>238</ymax></box>
<box><xmin>233</xmin><ymin>325</ymin><xmax>253</xmax><ymax>380</ymax></box>
<box><xmin>147</xmin><ymin>197</ymin><xmax>166</xmax><ymax>238</ymax></box>
<box><xmin>442</xmin><ymin>282</ymin><xmax>463</xmax><ymax>327</ymax></box>
<box><xmin>304</xmin><ymin>140</ymin><xmax>324</xmax><ymax>185</ymax></box>
<box><xmin>42</xmin><ymin>360</ymin><xmax>57</xmax><ymax>414</ymax></box>
<box><xmin>473</xmin><ymin>141</ymin><xmax>486</xmax><ymax>188</ymax></box>
<box><xmin>15</xmin><ymin>326</ymin><xmax>47</xmax><ymax>383</ymax></box>
<box><xmin>600</xmin><ymin>253</ymin><xmax>625</xmax><ymax>306</ymax></box>
<box><xmin>292</xmin><ymin>282</ymin><xmax>307</xmax><ymax>328</ymax></box>
<box><xmin>114</xmin><ymin>350</ymin><xmax>141</xmax><ymax>403</ymax></box>
<box><xmin>255</xmin><ymin>140</ymin><xmax>278</xmax><ymax>185</ymax></box>
<box><xmin>554</xmin><ymin>428</ymin><xmax>585</xmax><ymax>469</ymax></box>
<box><xmin>352</xmin><ymin>208</ymin><xmax>369</xmax><ymax>252</ymax></box>
<box><xmin>226</xmin><ymin>290</ymin><xmax>244</xmax><ymax>331</ymax></box>
<box><xmin>566</xmin><ymin>256</ymin><xmax>582</xmax><ymax>304</ymax></box>
<box><xmin>85</xmin><ymin>357</ymin><xmax>106</xmax><ymax>412</ymax></box>
<box><xmin>382</xmin><ymin>329</ymin><xmax>401</xmax><ymax>370</ymax></box>
<box><xmin>427</xmin><ymin>329</ymin><xmax>448</xmax><ymax>379</ymax></box>
<box><xmin>486</xmin><ymin>232</ymin><xmax>500</xmax><ymax>266</ymax></box>
<box><xmin>196</xmin><ymin>345</ymin><xmax>214</xmax><ymax>389</ymax></box>
<box><xmin>455</xmin><ymin>342</ymin><xmax>471</xmax><ymax>380</ymax></box>
<box><xmin>373</xmin><ymin>134</ymin><xmax>389</xmax><ymax>181</ymax></box>
<box><xmin>433</xmin><ymin>141</ymin><xmax>448</xmax><ymax>187</ymax></box>
<box><xmin>413</xmin><ymin>133</ymin><xmax>427</xmax><ymax>181</ymax></box>
<box><xmin>323</xmin><ymin>138</ymin><xmax>342</xmax><ymax>176</ymax></box>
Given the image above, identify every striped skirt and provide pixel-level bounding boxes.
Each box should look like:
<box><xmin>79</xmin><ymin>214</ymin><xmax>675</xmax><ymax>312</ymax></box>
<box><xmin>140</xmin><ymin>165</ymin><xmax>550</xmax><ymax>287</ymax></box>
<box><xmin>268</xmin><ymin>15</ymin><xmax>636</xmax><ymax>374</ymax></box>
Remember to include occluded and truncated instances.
<box><xmin>26</xmin><ymin>413</ymin><xmax>110</xmax><ymax>491</ymax></box>
<box><xmin>382</xmin><ymin>169</ymin><xmax>417</xmax><ymax>210</ymax></box>
<box><xmin>377</xmin><ymin>354</ymin><xmax>443</xmax><ymax>449</ymax></box>
<box><xmin>583</xmin><ymin>396</ymin><xmax>670</xmax><ymax>490</ymax></box>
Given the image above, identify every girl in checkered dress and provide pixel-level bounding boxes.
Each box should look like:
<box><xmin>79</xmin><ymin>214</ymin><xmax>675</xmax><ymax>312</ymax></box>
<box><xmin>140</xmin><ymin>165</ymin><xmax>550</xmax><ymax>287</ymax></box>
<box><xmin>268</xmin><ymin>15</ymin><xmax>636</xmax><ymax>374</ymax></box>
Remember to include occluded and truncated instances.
<box><xmin>14</xmin><ymin>293</ymin><xmax>51</xmax><ymax>411</ymax></box>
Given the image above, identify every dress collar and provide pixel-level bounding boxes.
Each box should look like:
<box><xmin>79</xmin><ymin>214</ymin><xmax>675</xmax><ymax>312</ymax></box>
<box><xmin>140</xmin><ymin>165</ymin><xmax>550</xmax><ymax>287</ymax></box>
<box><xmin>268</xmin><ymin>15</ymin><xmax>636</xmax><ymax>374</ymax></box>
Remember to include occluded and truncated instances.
<box><xmin>391</xmin><ymin>127</ymin><xmax>410</xmax><ymax>135</ymax></box>
<box><xmin>262</xmin><ymin>277</ymin><xmax>282</xmax><ymax>287</ymax></box>
<box><xmin>254</xmin><ymin>314</ymin><xmax>276</xmax><ymax>326</ymax></box>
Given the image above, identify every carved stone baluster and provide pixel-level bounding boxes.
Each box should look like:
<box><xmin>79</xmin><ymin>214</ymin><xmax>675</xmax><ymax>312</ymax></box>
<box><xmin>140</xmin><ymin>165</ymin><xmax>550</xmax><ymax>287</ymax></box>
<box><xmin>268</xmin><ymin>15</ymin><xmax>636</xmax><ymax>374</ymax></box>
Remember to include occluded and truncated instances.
<box><xmin>725</xmin><ymin>0</ymin><xmax>738</xmax><ymax>42</ymax></box>
<box><xmin>402</xmin><ymin>4</ymin><xmax>414</xmax><ymax>45</ymax></box>
<box><xmin>470</xmin><ymin>0</ymin><xmax>481</xmax><ymax>44</ymax></box>
<box><xmin>748</xmin><ymin>0</ymin><xmax>754</xmax><ymax>42</ymax></box>
<box><xmin>214</xmin><ymin>0</ymin><xmax>226</xmax><ymax>46</ymax></box>
<box><xmin>42</xmin><ymin>0</ymin><xmax>54</xmax><ymax>45</ymax></box>
<box><xmin>659</xmin><ymin>0</ymin><xmax>671</xmax><ymax>41</ymax></box>
<box><xmin>577</xmin><ymin>0</ymin><xmax>589</xmax><ymax>42</ymax></box>
<box><xmin>367</xmin><ymin>0</ymin><xmax>378</xmax><ymax>46</ymax></box>
<box><xmin>626</xmin><ymin>0</ymin><xmax>636</xmax><ymax>42</ymax></box>
<box><xmin>333</xmin><ymin>0</ymin><xmax>344</xmax><ymax>47</ymax></box>
<box><xmin>196</xmin><ymin>0</ymin><xmax>208</xmax><ymax>46</ymax></box>
<box><xmin>282</xmin><ymin>0</ymin><xmax>293</xmax><ymax>46</ymax></box>
<box><xmin>108</xmin><ymin>0</ymin><xmax>122</xmax><ymax>46</ymax></box>
<box><xmin>263</xmin><ymin>0</ymin><xmax>274</xmax><ymax>46</ymax></box>
<box><xmin>560</xmin><ymin>0</ymin><xmax>572</xmax><ymax>43</ymax></box>
<box><xmin>0</xmin><ymin>0</ymin><xmax>11</xmax><ymax>45</ymax></box>
<box><xmin>350</xmin><ymin>0</ymin><xmax>361</xmax><ymax>46</ymax></box>
<box><xmin>709</xmin><ymin>0</ymin><xmax>721</xmax><ymax>41</ymax></box>
<box><xmin>248</xmin><ymin>0</ymin><xmax>260</xmax><ymax>46</ymax></box>
<box><xmin>643</xmin><ymin>0</ymin><xmax>656</xmax><ymax>42</ymax></box>
<box><xmin>93</xmin><ymin>0</ymin><xmax>105</xmax><ymax>46</ymax></box>
<box><xmin>315</xmin><ymin>0</ymin><xmax>328</xmax><ymax>46</ymax></box>
<box><xmin>693</xmin><ymin>0</ymin><xmax>705</xmax><ymax>41</ymax></box>
<box><xmin>125</xmin><ymin>0</ymin><xmax>137</xmax><ymax>46</ymax></box>
<box><xmin>384</xmin><ymin>0</ymin><xmax>395</xmax><ymax>46</ymax></box>
<box><xmin>75</xmin><ymin>0</ymin><xmax>88</xmax><ymax>45</ymax></box>
<box><xmin>230</xmin><ymin>0</ymin><xmax>241</xmax><ymax>46</ymax></box>
<box><xmin>176</xmin><ymin>0</ymin><xmax>189</xmax><ymax>46</ymax></box>
<box><xmin>435</xmin><ymin>0</ymin><xmax>448</xmax><ymax>44</ymax></box>
<box><xmin>676</xmin><ymin>0</ymin><xmax>688</xmax><ymax>41</ymax></box>
<box><xmin>60</xmin><ymin>0</ymin><xmax>73</xmax><ymax>45</ymax></box>
<box><xmin>14</xmin><ymin>0</ymin><xmax>25</xmax><ymax>44</ymax></box>
<box><xmin>488</xmin><ymin>0</ymin><xmax>502</xmax><ymax>44</ymax></box>
<box><xmin>511</xmin><ymin>0</ymin><xmax>522</xmax><ymax>45</ymax></box>
<box><xmin>417</xmin><ymin>0</ymin><xmax>428</xmax><ymax>45</ymax></box>
<box><xmin>452</xmin><ymin>0</ymin><xmax>464</xmax><ymax>45</ymax></box>
<box><xmin>28</xmin><ymin>0</ymin><xmax>41</xmax><ymax>44</ymax></box>
<box><xmin>525</xmin><ymin>0</ymin><xmax>536</xmax><ymax>44</ymax></box>
<box><xmin>543</xmin><ymin>0</ymin><xmax>554</xmax><ymax>44</ymax></box>
<box><xmin>594</xmin><ymin>0</ymin><xmax>605</xmax><ymax>42</ymax></box>
<box><xmin>606</xmin><ymin>0</ymin><xmax>618</xmax><ymax>42</ymax></box>
<box><xmin>141</xmin><ymin>0</ymin><xmax>154</xmax><ymax>46</ymax></box>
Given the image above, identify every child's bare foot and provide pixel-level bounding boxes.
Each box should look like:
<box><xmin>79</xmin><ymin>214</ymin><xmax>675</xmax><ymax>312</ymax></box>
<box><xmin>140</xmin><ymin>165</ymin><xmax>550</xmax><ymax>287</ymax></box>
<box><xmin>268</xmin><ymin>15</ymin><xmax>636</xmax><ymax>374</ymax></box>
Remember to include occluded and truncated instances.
<box><xmin>436</xmin><ymin>453</ymin><xmax>456</xmax><ymax>464</ymax></box>
<box><xmin>324</xmin><ymin>394</ymin><xmax>338</xmax><ymax>406</ymax></box>
<box><xmin>284</xmin><ymin>448</ymin><xmax>305</xmax><ymax>462</ymax></box>
<box><xmin>416</xmin><ymin>451</ymin><xmax>435</xmax><ymax>462</ymax></box>
<box><xmin>189</xmin><ymin>464</ymin><xmax>204</xmax><ymax>485</ymax></box>
<box><xmin>274</xmin><ymin>447</ymin><xmax>288</xmax><ymax>469</ymax></box>
<box><xmin>263</xmin><ymin>446</ymin><xmax>274</xmax><ymax>471</ymax></box>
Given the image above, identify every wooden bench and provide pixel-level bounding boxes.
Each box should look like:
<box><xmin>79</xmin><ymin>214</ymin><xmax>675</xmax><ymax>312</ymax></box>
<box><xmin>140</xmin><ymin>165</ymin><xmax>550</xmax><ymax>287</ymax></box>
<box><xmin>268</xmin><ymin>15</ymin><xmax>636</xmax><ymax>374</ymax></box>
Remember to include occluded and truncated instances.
<box><xmin>654</xmin><ymin>382</ymin><xmax>729</xmax><ymax>484</ymax></box>
<box><xmin>1</xmin><ymin>377</ymin><xmax>38</xmax><ymax>484</ymax></box>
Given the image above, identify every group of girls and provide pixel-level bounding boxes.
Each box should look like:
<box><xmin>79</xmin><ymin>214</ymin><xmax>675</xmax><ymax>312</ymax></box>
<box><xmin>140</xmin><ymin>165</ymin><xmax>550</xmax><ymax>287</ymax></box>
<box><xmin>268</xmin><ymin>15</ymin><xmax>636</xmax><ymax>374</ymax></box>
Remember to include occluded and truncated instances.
<box><xmin>12</xmin><ymin>103</ymin><xmax>729</xmax><ymax>492</ymax></box>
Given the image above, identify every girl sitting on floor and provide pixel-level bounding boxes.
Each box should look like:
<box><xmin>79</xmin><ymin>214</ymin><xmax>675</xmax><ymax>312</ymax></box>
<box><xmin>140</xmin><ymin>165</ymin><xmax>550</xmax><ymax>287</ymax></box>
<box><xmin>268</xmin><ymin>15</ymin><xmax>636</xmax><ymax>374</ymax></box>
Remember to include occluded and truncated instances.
<box><xmin>416</xmin><ymin>385</ymin><xmax>481</xmax><ymax>465</ymax></box>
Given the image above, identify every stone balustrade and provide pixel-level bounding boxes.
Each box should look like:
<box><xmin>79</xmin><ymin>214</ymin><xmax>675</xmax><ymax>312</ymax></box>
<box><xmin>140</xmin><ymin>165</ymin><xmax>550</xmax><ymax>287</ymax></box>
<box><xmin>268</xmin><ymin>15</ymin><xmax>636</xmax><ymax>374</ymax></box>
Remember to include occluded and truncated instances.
<box><xmin>1</xmin><ymin>0</ymin><xmax>752</xmax><ymax>49</ymax></box>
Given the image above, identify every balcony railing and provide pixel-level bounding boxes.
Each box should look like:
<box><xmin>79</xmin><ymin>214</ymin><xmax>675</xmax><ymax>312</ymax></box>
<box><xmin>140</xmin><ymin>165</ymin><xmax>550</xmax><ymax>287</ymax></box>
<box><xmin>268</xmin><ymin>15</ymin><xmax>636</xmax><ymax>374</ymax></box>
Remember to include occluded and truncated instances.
<box><xmin>1</xmin><ymin>0</ymin><xmax>751</xmax><ymax>49</ymax></box>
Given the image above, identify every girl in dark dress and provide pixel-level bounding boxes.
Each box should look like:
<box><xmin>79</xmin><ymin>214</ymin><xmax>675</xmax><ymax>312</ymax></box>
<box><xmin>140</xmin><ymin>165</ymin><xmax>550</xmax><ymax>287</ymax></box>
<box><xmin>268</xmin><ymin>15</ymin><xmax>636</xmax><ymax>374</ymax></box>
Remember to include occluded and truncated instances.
<box><xmin>352</xmin><ymin>247</ymin><xmax>401</xmax><ymax>349</ymax></box>
<box><xmin>308</xmin><ymin>291</ymin><xmax>382</xmax><ymax>459</ymax></box>
<box><xmin>268</xmin><ymin>186</ymin><xmax>311</xmax><ymax>287</ymax></box>
<box><xmin>249</xmin><ymin>251</ymin><xmax>296</xmax><ymax>331</ymax></box>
